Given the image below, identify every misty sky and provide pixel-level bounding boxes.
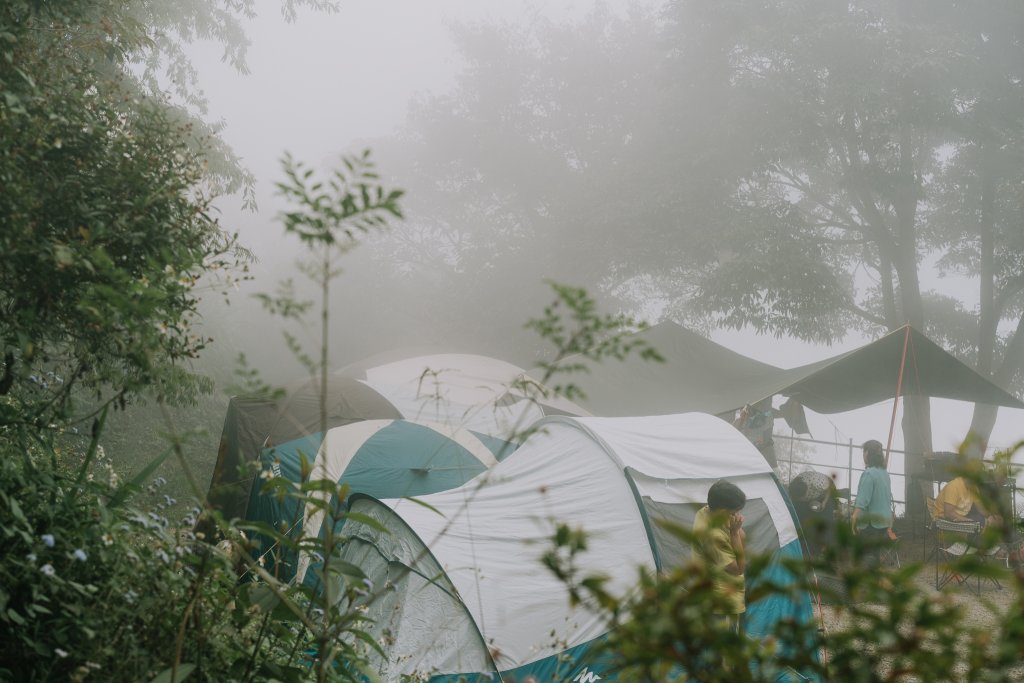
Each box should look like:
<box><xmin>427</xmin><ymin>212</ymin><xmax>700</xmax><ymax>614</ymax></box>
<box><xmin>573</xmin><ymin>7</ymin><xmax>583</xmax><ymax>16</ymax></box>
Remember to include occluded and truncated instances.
<box><xmin>185</xmin><ymin>0</ymin><xmax>1024</xmax><ymax>462</ymax></box>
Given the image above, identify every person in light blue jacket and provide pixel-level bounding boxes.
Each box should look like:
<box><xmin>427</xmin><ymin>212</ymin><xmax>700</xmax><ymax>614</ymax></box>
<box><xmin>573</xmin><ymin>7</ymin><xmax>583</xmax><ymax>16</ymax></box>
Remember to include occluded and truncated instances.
<box><xmin>851</xmin><ymin>439</ymin><xmax>893</xmax><ymax>568</ymax></box>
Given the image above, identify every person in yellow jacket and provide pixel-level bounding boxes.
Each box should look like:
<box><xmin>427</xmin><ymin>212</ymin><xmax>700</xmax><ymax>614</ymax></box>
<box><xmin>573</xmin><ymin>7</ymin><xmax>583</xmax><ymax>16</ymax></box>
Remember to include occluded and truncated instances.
<box><xmin>933</xmin><ymin>476</ymin><xmax>1001</xmax><ymax>529</ymax></box>
<box><xmin>693</xmin><ymin>479</ymin><xmax>747</xmax><ymax>633</ymax></box>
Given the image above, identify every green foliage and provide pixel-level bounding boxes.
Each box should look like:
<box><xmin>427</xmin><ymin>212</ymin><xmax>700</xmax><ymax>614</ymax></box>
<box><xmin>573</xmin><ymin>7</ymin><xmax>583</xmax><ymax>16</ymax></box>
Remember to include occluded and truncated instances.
<box><xmin>216</xmin><ymin>151</ymin><xmax>406</xmax><ymax>683</ymax></box>
<box><xmin>275</xmin><ymin>151</ymin><xmax>405</xmax><ymax>251</ymax></box>
<box><xmin>0</xmin><ymin>0</ymin><xmax>251</xmax><ymax>429</ymax></box>
<box><xmin>0</xmin><ymin>424</ymin><xmax>397</xmax><ymax>682</ymax></box>
<box><xmin>232</xmin><ymin>473</ymin><xmax>384</xmax><ymax>683</ymax></box>
<box><xmin>0</xmin><ymin>437</ymin><xmax>258</xmax><ymax>681</ymax></box>
<box><xmin>526</xmin><ymin>281</ymin><xmax>664</xmax><ymax>403</ymax></box>
<box><xmin>1</xmin><ymin>3</ymin><xmax>400</xmax><ymax>680</ymax></box>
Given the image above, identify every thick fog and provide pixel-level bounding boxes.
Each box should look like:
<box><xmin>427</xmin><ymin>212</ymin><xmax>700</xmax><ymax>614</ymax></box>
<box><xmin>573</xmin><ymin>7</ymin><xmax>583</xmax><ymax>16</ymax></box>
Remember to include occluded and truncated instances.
<box><xmin>188</xmin><ymin>0</ymin><xmax>667</xmax><ymax>382</ymax></box>
<box><xmin>182</xmin><ymin>0</ymin><xmax>1024</xmax><ymax>458</ymax></box>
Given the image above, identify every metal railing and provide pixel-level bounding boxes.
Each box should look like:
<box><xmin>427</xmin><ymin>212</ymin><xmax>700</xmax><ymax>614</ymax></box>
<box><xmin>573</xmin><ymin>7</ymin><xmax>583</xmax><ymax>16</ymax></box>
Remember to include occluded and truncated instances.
<box><xmin>772</xmin><ymin>432</ymin><xmax>909</xmax><ymax>510</ymax></box>
<box><xmin>773</xmin><ymin>432</ymin><xmax>1020</xmax><ymax>520</ymax></box>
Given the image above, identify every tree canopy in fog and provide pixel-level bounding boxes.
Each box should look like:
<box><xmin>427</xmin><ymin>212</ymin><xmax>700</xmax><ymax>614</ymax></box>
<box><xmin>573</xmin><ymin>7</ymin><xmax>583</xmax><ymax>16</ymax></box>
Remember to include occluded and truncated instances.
<box><xmin>0</xmin><ymin>0</ymin><xmax>333</xmax><ymax>424</ymax></box>
<box><xmin>368</xmin><ymin>0</ymin><xmax>1024</xmax><ymax>453</ymax></box>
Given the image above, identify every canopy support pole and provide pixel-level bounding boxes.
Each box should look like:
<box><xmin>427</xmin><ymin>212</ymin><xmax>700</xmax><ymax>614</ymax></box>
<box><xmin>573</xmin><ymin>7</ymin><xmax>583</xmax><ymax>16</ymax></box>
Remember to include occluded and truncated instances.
<box><xmin>885</xmin><ymin>326</ymin><xmax>912</xmax><ymax>468</ymax></box>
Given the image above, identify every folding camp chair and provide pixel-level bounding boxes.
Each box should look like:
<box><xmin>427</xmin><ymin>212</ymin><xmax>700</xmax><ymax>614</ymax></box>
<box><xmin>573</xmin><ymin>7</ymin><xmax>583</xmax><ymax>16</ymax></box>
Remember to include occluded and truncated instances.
<box><xmin>933</xmin><ymin>518</ymin><xmax>983</xmax><ymax>594</ymax></box>
<box><xmin>931</xmin><ymin>518</ymin><xmax>1008</xmax><ymax>594</ymax></box>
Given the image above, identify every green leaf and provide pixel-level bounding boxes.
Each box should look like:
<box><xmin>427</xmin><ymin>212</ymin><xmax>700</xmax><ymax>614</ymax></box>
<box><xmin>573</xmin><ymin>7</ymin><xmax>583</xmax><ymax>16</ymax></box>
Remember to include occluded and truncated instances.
<box><xmin>322</xmin><ymin>560</ymin><xmax>367</xmax><ymax>580</ymax></box>
<box><xmin>148</xmin><ymin>664</ymin><xmax>195</xmax><ymax>683</ymax></box>
<box><xmin>8</xmin><ymin>497</ymin><xmax>26</xmax><ymax>524</ymax></box>
<box><xmin>106</xmin><ymin>446</ymin><xmax>173</xmax><ymax>508</ymax></box>
<box><xmin>53</xmin><ymin>244</ymin><xmax>74</xmax><ymax>267</ymax></box>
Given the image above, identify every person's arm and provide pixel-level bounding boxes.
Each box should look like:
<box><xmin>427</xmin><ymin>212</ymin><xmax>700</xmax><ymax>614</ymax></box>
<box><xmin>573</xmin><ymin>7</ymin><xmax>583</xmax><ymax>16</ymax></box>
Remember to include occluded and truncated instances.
<box><xmin>725</xmin><ymin>512</ymin><xmax>746</xmax><ymax>575</ymax></box>
<box><xmin>943</xmin><ymin>501</ymin><xmax>971</xmax><ymax>522</ymax></box>
<box><xmin>852</xmin><ymin>472</ymin><xmax>874</xmax><ymax>530</ymax></box>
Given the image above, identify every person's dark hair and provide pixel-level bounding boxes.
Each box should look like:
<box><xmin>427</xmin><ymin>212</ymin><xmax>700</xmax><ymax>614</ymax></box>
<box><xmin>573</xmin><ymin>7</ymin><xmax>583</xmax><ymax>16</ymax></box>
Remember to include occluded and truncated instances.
<box><xmin>862</xmin><ymin>439</ymin><xmax>886</xmax><ymax>469</ymax></box>
<box><xmin>978</xmin><ymin>476</ymin><xmax>1001</xmax><ymax>502</ymax></box>
<box><xmin>708</xmin><ymin>479</ymin><xmax>747</xmax><ymax>512</ymax></box>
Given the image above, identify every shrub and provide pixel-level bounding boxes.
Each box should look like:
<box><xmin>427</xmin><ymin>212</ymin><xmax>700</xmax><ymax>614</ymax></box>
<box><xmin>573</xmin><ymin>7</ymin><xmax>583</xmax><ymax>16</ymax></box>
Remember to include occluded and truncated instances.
<box><xmin>0</xmin><ymin>435</ymin><xmax>264</xmax><ymax>682</ymax></box>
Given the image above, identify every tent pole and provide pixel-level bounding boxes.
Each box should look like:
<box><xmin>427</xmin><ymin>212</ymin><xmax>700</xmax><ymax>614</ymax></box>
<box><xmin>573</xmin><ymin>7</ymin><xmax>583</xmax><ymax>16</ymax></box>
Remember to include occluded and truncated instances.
<box><xmin>885</xmin><ymin>325</ymin><xmax>912</xmax><ymax>469</ymax></box>
<box><xmin>788</xmin><ymin>428</ymin><xmax>794</xmax><ymax>482</ymax></box>
<box><xmin>848</xmin><ymin>438</ymin><xmax>853</xmax><ymax>495</ymax></box>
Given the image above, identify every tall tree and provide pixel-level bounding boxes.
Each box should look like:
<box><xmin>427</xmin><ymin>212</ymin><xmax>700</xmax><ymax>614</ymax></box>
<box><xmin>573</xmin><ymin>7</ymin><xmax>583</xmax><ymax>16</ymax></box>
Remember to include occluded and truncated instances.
<box><xmin>666</xmin><ymin>0</ymin><xmax>1024</xmax><ymax>462</ymax></box>
<box><xmin>923</xmin><ymin>1</ymin><xmax>1024</xmax><ymax>448</ymax></box>
<box><xmin>0</xmin><ymin>0</ymin><xmax>331</xmax><ymax>429</ymax></box>
<box><xmin>363</xmin><ymin>0</ymin><xmax>1023</xmax><ymax>515</ymax></box>
<box><xmin>668</xmin><ymin>1</ymin><xmax>961</xmax><ymax>487</ymax></box>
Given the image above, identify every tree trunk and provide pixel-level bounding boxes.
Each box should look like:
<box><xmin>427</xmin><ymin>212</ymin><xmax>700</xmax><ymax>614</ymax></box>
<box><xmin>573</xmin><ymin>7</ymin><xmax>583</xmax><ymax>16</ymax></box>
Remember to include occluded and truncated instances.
<box><xmin>902</xmin><ymin>395</ymin><xmax>932</xmax><ymax>518</ymax></box>
<box><xmin>893</xmin><ymin>124</ymin><xmax>931</xmax><ymax>521</ymax></box>
<box><xmin>966</xmin><ymin>144</ymin><xmax>997</xmax><ymax>459</ymax></box>
<box><xmin>970</xmin><ymin>313</ymin><xmax>1024</xmax><ymax>449</ymax></box>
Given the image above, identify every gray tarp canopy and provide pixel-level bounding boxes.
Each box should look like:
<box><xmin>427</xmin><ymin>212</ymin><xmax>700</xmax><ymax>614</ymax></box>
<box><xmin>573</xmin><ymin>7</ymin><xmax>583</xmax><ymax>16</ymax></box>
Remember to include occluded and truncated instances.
<box><xmin>532</xmin><ymin>322</ymin><xmax>1024</xmax><ymax>419</ymax></box>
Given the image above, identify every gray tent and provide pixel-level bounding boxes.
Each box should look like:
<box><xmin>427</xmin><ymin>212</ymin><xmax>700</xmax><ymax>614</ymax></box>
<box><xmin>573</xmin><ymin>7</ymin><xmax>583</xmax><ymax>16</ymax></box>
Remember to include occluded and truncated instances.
<box><xmin>533</xmin><ymin>322</ymin><xmax>1024</xmax><ymax>419</ymax></box>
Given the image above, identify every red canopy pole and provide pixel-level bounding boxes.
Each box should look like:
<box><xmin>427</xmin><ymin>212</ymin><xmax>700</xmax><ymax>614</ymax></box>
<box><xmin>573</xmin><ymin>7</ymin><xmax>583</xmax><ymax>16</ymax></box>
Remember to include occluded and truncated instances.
<box><xmin>885</xmin><ymin>326</ymin><xmax>911</xmax><ymax>468</ymax></box>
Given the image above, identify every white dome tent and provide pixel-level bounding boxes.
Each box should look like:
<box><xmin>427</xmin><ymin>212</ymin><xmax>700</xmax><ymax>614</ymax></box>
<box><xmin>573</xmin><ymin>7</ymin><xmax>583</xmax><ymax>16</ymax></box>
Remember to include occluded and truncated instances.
<box><xmin>324</xmin><ymin>413</ymin><xmax>816</xmax><ymax>682</ymax></box>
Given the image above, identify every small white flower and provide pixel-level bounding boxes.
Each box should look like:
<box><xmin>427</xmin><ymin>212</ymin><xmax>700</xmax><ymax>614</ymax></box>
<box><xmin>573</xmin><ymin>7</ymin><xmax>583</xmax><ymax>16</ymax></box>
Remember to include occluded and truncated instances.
<box><xmin>41</xmin><ymin>534</ymin><xmax>55</xmax><ymax>547</ymax></box>
<box><xmin>72</xmin><ymin>549</ymin><xmax>87</xmax><ymax>562</ymax></box>
<box><xmin>40</xmin><ymin>564</ymin><xmax>56</xmax><ymax>577</ymax></box>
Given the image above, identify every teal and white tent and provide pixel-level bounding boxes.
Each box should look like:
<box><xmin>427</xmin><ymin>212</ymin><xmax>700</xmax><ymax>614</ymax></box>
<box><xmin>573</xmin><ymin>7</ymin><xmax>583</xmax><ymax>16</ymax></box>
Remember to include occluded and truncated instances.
<box><xmin>328</xmin><ymin>413</ymin><xmax>815</xmax><ymax>682</ymax></box>
<box><xmin>247</xmin><ymin>418</ymin><xmax>509</xmax><ymax>579</ymax></box>
<box><xmin>203</xmin><ymin>353</ymin><xmax>585</xmax><ymax>578</ymax></box>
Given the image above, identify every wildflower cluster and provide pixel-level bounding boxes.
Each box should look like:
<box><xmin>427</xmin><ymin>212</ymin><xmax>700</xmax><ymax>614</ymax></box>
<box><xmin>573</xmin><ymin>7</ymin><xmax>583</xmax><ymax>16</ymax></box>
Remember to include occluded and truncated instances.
<box><xmin>0</xmin><ymin>440</ymin><xmax>263</xmax><ymax>681</ymax></box>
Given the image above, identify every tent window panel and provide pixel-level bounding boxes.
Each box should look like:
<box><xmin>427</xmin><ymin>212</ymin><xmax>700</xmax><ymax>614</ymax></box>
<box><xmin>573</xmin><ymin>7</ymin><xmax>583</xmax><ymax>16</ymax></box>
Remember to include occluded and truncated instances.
<box><xmin>338</xmin><ymin>542</ymin><xmax>493</xmax><ymax>680</ymax></box>
<box><xmin>642</xmin><ymin>497</ymin><xmax>780</xmax><ymax>570</ymax></box>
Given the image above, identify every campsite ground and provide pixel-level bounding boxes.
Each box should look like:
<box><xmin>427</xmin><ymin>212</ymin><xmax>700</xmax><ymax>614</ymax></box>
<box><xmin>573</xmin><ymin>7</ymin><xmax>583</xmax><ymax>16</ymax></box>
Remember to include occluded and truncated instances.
<box><xmin>815</xmin><ymin>534</ymin><xmax>1022</xmax><ymax>681</ymax></box>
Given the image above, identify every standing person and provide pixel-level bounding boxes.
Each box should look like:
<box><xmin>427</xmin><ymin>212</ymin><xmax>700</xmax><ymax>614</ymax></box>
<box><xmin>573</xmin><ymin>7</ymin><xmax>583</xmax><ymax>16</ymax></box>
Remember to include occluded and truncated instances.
<box><xmin>851</xmin><ymin>439</ymin><xmax>894</xmax><ymax>568</ymax></box>
<box><xmin>693</xmin><ymin>479</ymin><xmax>748</xmax><ymax>633</ymax></box>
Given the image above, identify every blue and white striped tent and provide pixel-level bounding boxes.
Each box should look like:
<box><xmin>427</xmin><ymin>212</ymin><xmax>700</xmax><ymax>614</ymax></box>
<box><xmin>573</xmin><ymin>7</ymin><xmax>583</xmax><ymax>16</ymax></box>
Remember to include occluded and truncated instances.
<box><xmin>330</xmin><ymin>413</ymin><xmax>815</xmax><ymax>682</ymax></box>
<box><xmin>204</xmin><ymin>353</ymin><xmax>585</xmax><ymax>579</ymax></box>
<box><xmin>247</xmin><ymin>418</ymin><xmax>513</xmax><ymax>579</ymax></box>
